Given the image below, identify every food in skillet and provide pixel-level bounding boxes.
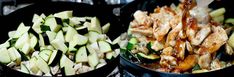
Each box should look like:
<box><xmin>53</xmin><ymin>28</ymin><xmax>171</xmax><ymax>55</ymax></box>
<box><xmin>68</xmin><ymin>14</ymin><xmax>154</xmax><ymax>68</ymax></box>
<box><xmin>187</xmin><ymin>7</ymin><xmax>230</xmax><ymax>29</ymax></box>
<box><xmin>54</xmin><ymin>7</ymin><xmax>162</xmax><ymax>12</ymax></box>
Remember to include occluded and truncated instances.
<box><xmin>0</xmin><ymin>11</ymin><xmax>119</xmax><ymax>76</ymax></box>
<box><xmin>120</xmin><ymin>0</ymin><xmax>234</xmax><ymax>73</ymax></box>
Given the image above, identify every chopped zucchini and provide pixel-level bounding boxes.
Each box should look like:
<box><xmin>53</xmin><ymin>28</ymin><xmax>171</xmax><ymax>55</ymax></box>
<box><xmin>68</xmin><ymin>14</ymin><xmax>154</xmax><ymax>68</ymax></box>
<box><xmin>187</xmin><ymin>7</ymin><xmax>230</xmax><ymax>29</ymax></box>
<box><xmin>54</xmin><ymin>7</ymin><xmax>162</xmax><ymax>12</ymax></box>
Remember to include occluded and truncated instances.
<box><xmin>228</xmin><ymin>32</ymin><xmax>234</xmax><ymax>48</ymax></box>
<box><xmin>13</xmin><ymin>23</ymin><xmax>30</xmax><ymax>38</ymax></box>
<box><xmin>29</xmin><ymin>57</ymin><xmax>40</xmax><ymax>74</ymax></box>
<box><xmin>46</xmin><ymin>31</ymin><xmax>57</xmax><ymax>42</ymax></box>
<box><xmin>44</xmin><ymin>17</ymin><xmax>61</xmax><ymax>32</ymax></box>
<box><xmin>210</xmin><ymin>8</ymin><xmax>225</xmax><ymax>18</ymax></box>
<box><xmin>88</xmin><ymin>31</ymin><xmax>100</xmax><ymax>43</ymax></box>
<box><xmin>21</xmin><ymin>62</ymin><xmax>30</xmax><ymax>74</ymax></box>
<box><xmin>75</xmin><ymin>46</ymin><xmax>88</xmax><ymax>63</ymax></box>
<box><xmin>64</xmin><ymin>66</ymin><xmax>76</xmax><ymax>76</ymax></box>
<box><xmin>15</xmin><ymin>32</ymin><xmax>30</xmax><ymax>49</ymax></box>
<box><xmin>7</xmin><ymin>47</ymin><xmax>21</xmax><ymax>64</ymax></box>
<box><xmin>48</xmin><ymin>50</ymin><xmax>63</xmax><ymax>66</ymax></box>
<box><xmin>88</xmin><ymin>17</ymin><xmax>102</xmax><ymax>33</ymax></box>
<box><xmin>30</xmin><ymin>34</ymin><xmax>38</xmax><ymax>49</ymax></box>
<box><xmin>98</xmin><ymin>41</ymin><xmax>112</xmax><ymax>53</ymax></box>
<box><xmin>54</xmin><ymin>11</ymin><xmax>73</xmax><ymax>19</ymax></box>
<box><xmin>137</xmin><ymin>53</ymin><xmax>160</xmax><ymax>62</ymax></box>
<box><xmin>102</xmin><ymin>23</ymin><xmax>110</xmax><ymax>34</ymax></box>
<box><xmin>225</xmin><ymin>18</ymin><xmax>234</xmax><ymax>25</ymax></box>
<box><xmin>55</xmin><ymin>30</ymin><xmax>65</xmax><ymax>43</ymax></box>
<box><xmin>36</xmin><ymin>56</ymin><xmax>50</xmax><ymax>74</ymax></box>
<box><xmin>0</xmin><ymin>48</ymin><xmax>11</xmax><ymax>64</ymax></box>
<box><xmin>88</xmin><ymin>52</ymin><xmax>99</xmax><ymax>68</ymax></box>
<box><xmin>51</xmin><ymin>39</ymin><xmax>68</xmax><ymax>53</ymax></box>
<box><xmin>60</xmin><ymin>54</ymin><xmax>74</xmax><ymax>68</ymax></box>
<box><xmin>65</xmin><ymin>26</ymin><xmax>78</xmax><ymax>42</ymax></box>
<box><xmin>39</xmin><ymin>49</ymin><xmax>53</xmax><ymax>62</ymax></box>
<box><xmin>0</xmin><ymin>41</ymin><xmax>10</xmax><ymax>48</ymax></box>
<box><xmin>21</xmin><ymin>43</ymin><xmax>31</xmax><ymax>55</ymax></box>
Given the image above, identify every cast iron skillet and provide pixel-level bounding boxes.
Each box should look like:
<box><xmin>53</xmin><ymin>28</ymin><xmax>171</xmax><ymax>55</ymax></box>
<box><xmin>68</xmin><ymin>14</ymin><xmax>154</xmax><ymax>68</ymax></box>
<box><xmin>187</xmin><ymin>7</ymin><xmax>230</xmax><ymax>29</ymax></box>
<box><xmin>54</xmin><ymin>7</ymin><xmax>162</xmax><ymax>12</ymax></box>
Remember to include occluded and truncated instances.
<box><xmin>120</xmin><ymin>0</ymin><xmax>234</xmax><ymax>77</ymax></box>
<box><xmin>0</xmin><ymin>2</ymin><xmax>120</xmax><ymax>77</ymax></box>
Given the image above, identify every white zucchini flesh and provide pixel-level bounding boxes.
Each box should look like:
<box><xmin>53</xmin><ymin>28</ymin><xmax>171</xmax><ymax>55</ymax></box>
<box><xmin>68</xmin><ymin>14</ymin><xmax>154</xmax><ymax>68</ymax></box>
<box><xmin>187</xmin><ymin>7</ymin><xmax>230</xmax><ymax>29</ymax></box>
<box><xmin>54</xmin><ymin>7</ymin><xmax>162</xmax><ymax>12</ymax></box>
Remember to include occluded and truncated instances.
<box><xmin>22</xmin><ymin>43</ymin><xmax>31</xmax><ymax>55</ymax></box>
<box><xmin>102</xmin><ymin>23</ymin><xmax>110</xmax><ymax>34</ymax></box>
<box><xmin>69</xmin><ymin>17</ymin><xmax>81</xmax><ymax>25</ymax></box>
<box><xmin>69</xmin><ymin>34</ymin><xmax>88</xmax><ymax>51</ymax></box>
<box><xmin>8</xmin><ymin>31</ymin><xmax>16</xmax><ymax>38</ymax></box>
<box><xmin>86</xmin><ymin>44</ymin><xmax>96</xmax><ymax>54</ymax></box>
<box><xmin>88</xmin><ymin>17</ymin><xmax>102</xmax><ymax>33</ymax></box>
<box><xmin>46</xmin><ymin>31</ymin><xmax>57</xmax><ymax>42</ymax></box>
<box><xmin>21</xmin><ymin>62</ymin><xmax>30</xmax><ymax>74</ymax></box>
<box><xmin>98</xmin><ymin>41</ymin><xmax>112</xmax><ymax>53</ymax></box>
<box><xmin>0</xmin><ymin>48</ymin><xmax>11</xmax><ymax>64</ymax></box>
<box><xmin>55</xmin><ymin>30</ymin><xmax>65</xmax><ymax>43</ymax></box>
<box><xmin>51</xmin><ymin>39</ymin><xmax>68</xmax><ymax>53</ymax></box>
<box><xmin>75</xmin><ymin>46</ymin><xmax>88</xmax><ymax>63</ymax></box>
<box><xmin>60</xmin><ymin>55</ymin><xmax>74</xmax><ymax>68</ymax></box>
<box><xmin>39</xmin><ymin>34</ymin><xmax>45</xmax><ymax>47</ymax></box>
<box><xmin>36</xmin><ymin>56</ymin><xmax>50</xmax><ymax>74</ymax></box>
<box><xmin>15</xmin><ymin>32</ymin><xmax>30</xmax><ymax>49</ymax></box>
<box><xmin>8</xmin><ymin>47</ymin><xmax>21</xmax><ymax>64</ymax></box>
<box><xmin>44</xmin><ymin>17</ymin><xmax>61</xmax><ymax>32</ymax></box>
<box><xmin>0</xmin><ymin>41</ymin><xmax>10</xmax><ymax>48</ymax></box>
<box><xmin>88</xmin><ymin>52</ymin><xmax>99</xmax><ymax>68</ymax></box>
<box><xmin>54</xmin><ymin>11</ymin><xmax>73</xmax><ymax>19</ymax></box>
<box><xmin>29</xmin><ymin>57</ymin><xmax>40</xmax><ymax>74</ymax></box>
<box><xmin>30</xmin><ymin>33</ymin><xmax>38</xmax><ymax>49</ymax></box>
<box><xmin>48</xmin><ymin>50</ymin><xmax>62</xmax><ymax>66</ymax></box>
<box><xmin>39</xmin><ymin>49</ymin><xmax>53</xmax><ymax>62</ymax></box>
<box><xmin>65</xmin><ymin>26</ymin><xmax>78</xmax><ymax>42</ymax></box>
<box><xmin>13</xmin><ymin>23</ymin><xmax>30</xmax><ymax>38</ymax></box>
<box><xmin>88</xmin><ymin>31</ymin><xmax>100</xmax><ymax>43</ymax></box>
<box><xmin>64</xmin><ymin>66</ymin><xmax>76</xmax><ymax>76</ymax></box>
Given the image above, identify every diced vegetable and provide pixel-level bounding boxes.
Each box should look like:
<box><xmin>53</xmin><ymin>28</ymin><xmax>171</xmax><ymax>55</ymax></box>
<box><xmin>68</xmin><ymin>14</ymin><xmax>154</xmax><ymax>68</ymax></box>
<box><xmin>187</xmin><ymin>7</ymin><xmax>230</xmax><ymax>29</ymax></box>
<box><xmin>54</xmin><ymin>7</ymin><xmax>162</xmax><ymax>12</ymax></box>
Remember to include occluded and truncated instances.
<box><xmin>210</xmin><ymin>8</ymin><xmax>226</xmax><ymax>18</ymax></box>
<box><xmin>15</xmin><ymin>32</ymin><xmax>30</xmax><ymax>49</ymax></box>
<box><xmin>51</xmin><ymin>39</ymin><xmax>68</xmax><ymax>53</ymax></box>
<box><xmin>102</xmin><ymin>23</ymin><xmax>110</xmax><ymax>34</ymax></box>
<box><xmin>48</xmin><ymin>50</ymin><xmax>62</xmax><ymax>66</ymax></box>
<box><xmin>228</xmin><ymin>32</ymin><xmax>234</xmax><ymax>48</ymax></box>
<box><xmin>88</xmin><ymin>17</ymin><xmax>102</xmax><ymax>33</ymax></box>
<box><xmin>88</xmin><ymin>52</ymin><xmax>99</xmax><ymax>68</ymax></box>
<box><xmin>39</xmin><ymin>49</ymin><xmax>53</xmax><ymax>62</ymax></box>
<box><xmin>36</xmin><ymin>56</ymin><xmax>50</xmax><ymax>74</ymax></box>
<box><xmin>75</xmin><ymin>46</ymin><xmax>88</xmax><ymax>63</ymax></box>
<box><xmin>98</xmin><ymin>41</ymin><xmax>112</xmax><ymax>53</ymax></box>
<box><xmin>0</xmin><ymin>48</ymin><xmax>11</xmax><ymax>64</ymax></box>
<box><xmin>65</xmin><ymin>26</ymin><xmax>78</xmax><ymax>42</ymax></box>
<box><xmin>13</xmin><ymin>23</ymin><xmax>30</xmax><ymax>38</ymax></box>
<box><xmin>44</xmin><ymin>16</ymin><xmax>61</xmax><ymax>32</ymax></box>
<box><xmin>60</xmin><ymin>55</ymin><xmax>74</xmax><ymax>68</ymax></box>
<box><xmin>54</xmin><ymin>11</ymin><xmax>73</xmax><ymax>19</ymax></box>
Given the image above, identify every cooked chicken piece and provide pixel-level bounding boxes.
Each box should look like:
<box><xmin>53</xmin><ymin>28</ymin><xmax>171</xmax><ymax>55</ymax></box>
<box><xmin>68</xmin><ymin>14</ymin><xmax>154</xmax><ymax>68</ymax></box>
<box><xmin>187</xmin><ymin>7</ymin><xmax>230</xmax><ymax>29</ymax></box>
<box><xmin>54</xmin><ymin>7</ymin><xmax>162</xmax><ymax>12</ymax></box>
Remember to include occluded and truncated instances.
<box><xmin>174</xmin><ymin>39</ymin><xmax>186</xmax><ymax>60</ymax></box>
<box><xmin>151</xmin><ymin>7</ymin><xmax>175</xmax><ymax>41</ymax></box>
<box><xmin>78</xmin><ymin>65</ymin><xmax>93</xmax><ymax>74</ymax></box>
<box><xmin>186</xmin><ymin>40</ymin><xmax>193</xmax><ymax>54</ymax></box>
<box><xmin>186</xmin><ymin>17</ymin><xmax>198</xmax><ymax>42</ymax></box>
<box><xmin>137</xmin><ymin>46</ymin><xmax>149</xmax><ymax>55</ymax></box>
<box><xmin>175</xmin><ymin>55</ymin><xmax>198</xmax><ymax>72</ymax></box>
<box><xmin>225</xmin><ymin>43</ymin><xmax>234</xmax><ymax>55</ymax></box>
<box><xmin>210</xmin><ymin>59</ymin><xmax>223</xmax><ymax>70</ymax></box>
<box><xmin>153</xmin><ymin>21</ymin><xmax>171</xmax><ymax>41</ymax></box>
<box><xmin>198</xmin><ymin>53</ymin><xmax>212</xmax><ymax>69</ymax></box>
<box><xmin>130</xmin><ymin>27</ymin><xmax>153</xmax><ymax>36</ymax></box>
<box><xmin>166</xmin><ymin>22</ymin><xmax>182</xmax><ymax>47</ymax></box>
<box><xmin>189</xmin><ymin>6</ymin><xmax>210</xmax><ymax>24</ymax></box>
<box><xmin>191</xmin><ymin>24</ymin><xmax>211</xmax><ymax>46</ymax></box>
<box><xmin>133</xmin><ymin>10</ymin><xmax>153</xmax><ymax>27</ymax></box>
<box><xmin>160</xmin><ymin>55</ymin><xmax>177</xmax><ymax>68</ymax></box>
<box><xmin>162</xmin><ymin>47</ymin><xmax>174</xmax><ymax>56</ymax></box>
<box><xmin>151</xmin><ymin>40</ymin><xmax>164</xmax><ymax>51</ymax></box>
<box><xmin>199</xmin><ymin>26</ymin><xmax>228</xmax><ymax>54</ymax></box>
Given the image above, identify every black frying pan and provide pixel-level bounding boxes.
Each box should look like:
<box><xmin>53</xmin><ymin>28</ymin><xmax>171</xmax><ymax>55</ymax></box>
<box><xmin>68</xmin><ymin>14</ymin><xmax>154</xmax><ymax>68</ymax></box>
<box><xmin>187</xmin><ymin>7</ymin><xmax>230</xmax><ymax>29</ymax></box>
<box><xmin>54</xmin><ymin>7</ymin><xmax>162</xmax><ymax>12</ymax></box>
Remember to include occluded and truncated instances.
<box><xmin>120</xmin><ymin>0</ymin><xmax>234</xmax><ymax>77</ymax></box>
<box><xmin>0</xmin><ymin>2</ymin><xmax>121</xmax><ymax>77</ymax></box>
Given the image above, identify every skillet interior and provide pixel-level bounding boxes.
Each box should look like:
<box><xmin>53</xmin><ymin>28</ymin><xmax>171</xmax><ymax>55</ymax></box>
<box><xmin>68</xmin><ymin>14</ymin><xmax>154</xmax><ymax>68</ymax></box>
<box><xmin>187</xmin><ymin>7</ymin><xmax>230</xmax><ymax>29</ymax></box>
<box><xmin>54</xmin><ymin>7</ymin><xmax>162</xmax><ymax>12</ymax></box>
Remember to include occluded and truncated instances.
<box><xmin>0</xmin><ymin>2</ymin><xmax>121</xmax><ymax>77</ymax></box>
<box><xmin>120</xmin><ymin>0</ymin><xmax>234</xmax><ymax>77</ymax></box>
